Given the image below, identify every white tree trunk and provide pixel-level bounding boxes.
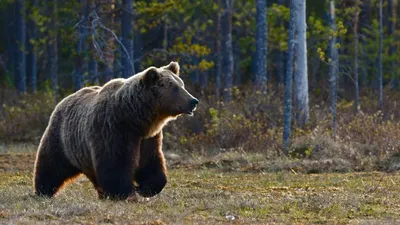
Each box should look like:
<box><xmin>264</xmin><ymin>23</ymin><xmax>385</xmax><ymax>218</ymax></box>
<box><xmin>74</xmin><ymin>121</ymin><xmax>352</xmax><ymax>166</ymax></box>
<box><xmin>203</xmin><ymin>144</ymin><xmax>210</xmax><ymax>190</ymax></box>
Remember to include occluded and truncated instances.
<box><xmin>283</xmin><ymin>0</ymin><xmax>296</xmax><ymax>152</ymax></box>
<box><xmin>293</xmin><ymin>0</ymin><xmax>309</xmax><ymax>127</ymax></box>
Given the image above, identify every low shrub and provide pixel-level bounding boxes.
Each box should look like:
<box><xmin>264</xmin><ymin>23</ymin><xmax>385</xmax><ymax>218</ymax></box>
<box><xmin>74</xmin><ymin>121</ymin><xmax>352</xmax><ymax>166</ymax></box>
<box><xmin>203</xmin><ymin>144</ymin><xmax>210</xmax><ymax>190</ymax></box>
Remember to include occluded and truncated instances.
<box><xmin>0</xmin><ymin>90</ymin><xmax>56</xmax><ymax>142</ymax></box>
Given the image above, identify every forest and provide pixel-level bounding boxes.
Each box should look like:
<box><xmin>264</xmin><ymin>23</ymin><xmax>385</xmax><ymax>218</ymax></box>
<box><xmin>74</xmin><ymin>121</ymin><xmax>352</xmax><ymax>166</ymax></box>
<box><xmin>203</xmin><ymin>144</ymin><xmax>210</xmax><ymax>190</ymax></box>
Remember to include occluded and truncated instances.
<box><xmin>0</xmin><ymin>0</ymin><xmax>400</xmax><ymax>224</ymax></box>
<box><xmin>2</xmin><ymin>0</ymin><xmax>400</xmax><ymax>165</ymax></box>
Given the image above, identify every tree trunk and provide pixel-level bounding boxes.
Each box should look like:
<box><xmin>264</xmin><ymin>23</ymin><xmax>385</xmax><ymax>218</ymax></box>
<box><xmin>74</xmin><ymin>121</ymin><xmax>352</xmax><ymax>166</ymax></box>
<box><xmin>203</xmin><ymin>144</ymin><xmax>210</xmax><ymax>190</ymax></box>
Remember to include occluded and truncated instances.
<box><xmin>121</xmin><ymin>0</ymin><xmax>135</xmax><ymax>78</ymax></box>
<box><xmin>48</xmin><ymin>0</ymin><xmax>58</xmax><ymax>96</ymax></box>
<box><xmin>389</xmin><ymin>0</ymin><xmax>398</xmax><ymax>89</ymax></box>
<box><xmin>277</xmin><ymin>52</ymin><xmax>285</xmax><ymax>86</ymax></box>
<box><xmin>311</xmin><ymin>56</ymin><xmax>320</xmax><ymax>88</ymax></box>
<box><xmin>234</xmin><ymin>49</ymin><xmax>241</xmax><ymax>86</ymax></box>
<box><xmin>88</xmin><ymin>51</ymin><xmax>98</xmax><ymax>84</ymax></box>
<box><xmin>359</xmin><ymin>0</ymin><xmax>369</xmax><ymax>88</ymax></box>
<box><xmin>329</xmin><ymin>0</ymin><xmax>338</xmax><ymax>138</ymax></box>
<box><xmin>277</xmin><ymin>0</ymin><xmax>286</xmax><ymax>85</ymax></box>
<box><xmin>354</xmin><ymin>2</ymin><xmax>360</xmax><ymax>112</ymax></box>
<box><xmin>6</xmin><ymin>3</ymin><xmax>15</xmax><ymax>78</ymax></box>
<box><xmin>99</xmin><ymin>0</ymin><xmax>115</xmax><ymax>83</ymax></box>
<box><xmin>255</xmin><ymin>0</ymin><xmax>268</xmax><ymax>92</ymax></box>
<box><xmin>26</xmin><ymin>0</ymin><xmax>37</xmax><ymax>93</ymax></box>
<box><xmin>74</xmin><ymin>0</ymin><xmax>87</xmax><ymax>91</ymax></box>
<box><xmin>215</xmin><ymin>0</ymin><xmax>222</xmax><ymax>101</ymax></box>
<box><xmin>283</xmin><ymin>0</ymin><xmax>296</xmax><ymax>152</ymax></box>
<box><xmin>378</xmin><ymin>0</ymin><xmax>383</xmax><ymax>110</ymax></box>
<box><xmin>222</xmin><ymin>0</ymin><xmax>234</xmax><ymax>102</ymax></box>
<box><xmin>112</xmin><ymin>0</ymin><xmax>121</xmax><ymax>78</ymax></box>
<box><xmin>14</xmin><ymin>0</ymin><xmax>26</xmax><ymax>93</ymax></box>
<box><xmin>293</xmin><ymin>0</ymin><xmax>309</xmax><ymax>127</ymax></box>
<box><xmin>134</xmin><ymin>28</ymin><xmax>142</xmax><ymax>74</ymax></box>
<box><xmin>113</xmin><ymin>43</ymin><xmax>121</xmax><ymax>78</ymax></box>
<box><xmin>163</xmin><ymin>10</ymin><xmax>168</xmax><ymax>52</ymax></box>
<box><xmin>88</xmin><ymin>0</ymin><xmax>98</xmax><ymax>84</ymax></box>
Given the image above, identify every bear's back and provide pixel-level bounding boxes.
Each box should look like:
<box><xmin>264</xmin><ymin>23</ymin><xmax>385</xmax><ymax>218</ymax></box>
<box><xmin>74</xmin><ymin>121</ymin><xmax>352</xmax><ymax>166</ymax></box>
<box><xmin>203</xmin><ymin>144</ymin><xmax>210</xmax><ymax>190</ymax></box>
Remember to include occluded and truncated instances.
<box><xmin>99</xmin><ymin>78</ymin><xmax>126</xmax><ymax>95</ymax></box>
<box><xmin>56</xmin><ymin>79</ymin><xmax>126</xmax><ymax>128</ymax></box>
<box><xmin>56</xmin><ymin>86</ymin><xmax>101</xmax><ymax>115</ymax></box>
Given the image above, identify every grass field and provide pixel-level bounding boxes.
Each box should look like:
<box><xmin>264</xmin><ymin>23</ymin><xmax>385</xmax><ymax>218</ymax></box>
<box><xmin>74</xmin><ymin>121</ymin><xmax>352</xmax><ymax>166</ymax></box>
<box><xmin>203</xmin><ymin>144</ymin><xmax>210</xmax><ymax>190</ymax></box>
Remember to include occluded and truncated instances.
<box><xmin>0</xmin><ymin>150</ymin><xmax>400</xmax><ymax>224</ymax></box>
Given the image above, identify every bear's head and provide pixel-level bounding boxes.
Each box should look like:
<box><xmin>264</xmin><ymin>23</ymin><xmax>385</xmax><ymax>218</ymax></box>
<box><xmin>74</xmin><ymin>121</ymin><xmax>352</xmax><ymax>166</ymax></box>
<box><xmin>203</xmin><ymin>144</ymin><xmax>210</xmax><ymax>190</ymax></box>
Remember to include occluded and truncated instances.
<box><xmin>142</xmin><ymin>61</ymin><xmax>199</xmax><ymax>117</ymax></box>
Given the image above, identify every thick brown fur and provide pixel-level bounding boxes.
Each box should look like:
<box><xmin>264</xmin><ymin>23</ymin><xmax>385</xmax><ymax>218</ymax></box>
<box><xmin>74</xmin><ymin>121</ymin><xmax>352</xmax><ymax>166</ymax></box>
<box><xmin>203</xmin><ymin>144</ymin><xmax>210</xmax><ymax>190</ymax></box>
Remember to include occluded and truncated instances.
<box><xmin>33</xmin><ymin>62</ymin><xmax>198</xmax><ymax>200</ymax></box>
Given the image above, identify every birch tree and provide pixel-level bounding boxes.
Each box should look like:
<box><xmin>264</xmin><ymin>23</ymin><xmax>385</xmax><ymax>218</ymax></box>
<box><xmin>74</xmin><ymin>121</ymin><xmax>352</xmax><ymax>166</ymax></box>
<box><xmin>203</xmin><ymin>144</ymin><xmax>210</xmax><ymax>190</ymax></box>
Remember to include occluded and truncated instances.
<box><xmin>283</xmin><ymin>0</ymin><xmax>296</xmax><ymax>152</ymax></box>
<box><xmin>293</xmin><ymin>0</ymin><xmax>309</xmax><ymax>127</ymax></box>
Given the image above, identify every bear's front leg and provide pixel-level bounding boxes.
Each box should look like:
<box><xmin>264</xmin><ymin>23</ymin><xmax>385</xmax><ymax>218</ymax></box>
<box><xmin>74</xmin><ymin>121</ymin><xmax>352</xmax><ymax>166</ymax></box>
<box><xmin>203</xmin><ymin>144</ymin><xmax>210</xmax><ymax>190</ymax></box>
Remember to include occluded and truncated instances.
<box><xmin>135</xmin><ymin>132</ymin><xmax>167</xmax><ymax>197</ymax></box>
<box><xmin>94</xmin><ymin>136</ymin><xmax>141</xmax><ymax>200</ymax></box>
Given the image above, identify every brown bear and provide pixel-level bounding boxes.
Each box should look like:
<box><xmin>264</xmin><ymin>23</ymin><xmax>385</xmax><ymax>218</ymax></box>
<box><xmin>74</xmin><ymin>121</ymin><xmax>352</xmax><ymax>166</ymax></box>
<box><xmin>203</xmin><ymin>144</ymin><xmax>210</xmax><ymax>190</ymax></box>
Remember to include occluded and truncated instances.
<box><xmin>33</xmin><ymin>62</ymin><xmax>198</xmax><ymax>200</ymax></box>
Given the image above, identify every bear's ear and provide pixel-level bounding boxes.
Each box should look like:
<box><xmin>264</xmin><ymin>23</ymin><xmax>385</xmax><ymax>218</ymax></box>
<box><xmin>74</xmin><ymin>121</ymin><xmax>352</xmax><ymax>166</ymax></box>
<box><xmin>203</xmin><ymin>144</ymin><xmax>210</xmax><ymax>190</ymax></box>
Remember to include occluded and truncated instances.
<box><xmin>164</xmin><ymin>61</ymin><xmax>180</xmax><ymax>76</ymax></box>
<box><xmin>143</xmin><ymin>67</ymin><xmax>160</xmax><ymax>86</ymax></box>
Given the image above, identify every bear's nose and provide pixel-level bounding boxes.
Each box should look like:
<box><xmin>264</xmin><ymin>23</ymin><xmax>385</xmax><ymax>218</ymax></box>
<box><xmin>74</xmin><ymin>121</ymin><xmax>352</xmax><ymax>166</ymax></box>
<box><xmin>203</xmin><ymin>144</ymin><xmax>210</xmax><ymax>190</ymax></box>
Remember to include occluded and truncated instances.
<box><xmin>190</xmin><ymin>98</ymin><xmax>199</xmax><ymax>109</ymax></box>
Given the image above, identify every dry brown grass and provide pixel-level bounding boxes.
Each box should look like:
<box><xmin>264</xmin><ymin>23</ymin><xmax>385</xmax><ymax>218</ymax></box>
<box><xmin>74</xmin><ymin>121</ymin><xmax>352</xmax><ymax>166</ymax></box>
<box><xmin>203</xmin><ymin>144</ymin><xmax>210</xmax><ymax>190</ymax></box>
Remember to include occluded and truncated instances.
<box><xmin>0</xmin><ymin>150</ymin><xmax>400</xmax><ymax>224</ymax></box>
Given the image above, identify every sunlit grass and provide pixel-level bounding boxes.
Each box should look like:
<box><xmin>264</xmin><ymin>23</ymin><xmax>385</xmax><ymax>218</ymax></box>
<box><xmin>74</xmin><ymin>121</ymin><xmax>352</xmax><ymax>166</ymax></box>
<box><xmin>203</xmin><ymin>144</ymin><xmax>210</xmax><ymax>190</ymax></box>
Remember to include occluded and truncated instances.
<box><xmin>0</xmin><ymin>153</ymin><xmax>400</xmax><ymax>224</ymax></box>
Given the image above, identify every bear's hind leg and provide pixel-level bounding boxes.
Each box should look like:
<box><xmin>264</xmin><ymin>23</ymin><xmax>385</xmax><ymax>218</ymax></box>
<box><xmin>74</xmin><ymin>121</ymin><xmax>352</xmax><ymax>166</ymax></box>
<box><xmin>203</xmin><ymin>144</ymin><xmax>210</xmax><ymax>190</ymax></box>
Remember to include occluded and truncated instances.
<box><xmin>34</xmin><ymin>139</ymin><xmax>81</xmax><ymax>197</ymax></box>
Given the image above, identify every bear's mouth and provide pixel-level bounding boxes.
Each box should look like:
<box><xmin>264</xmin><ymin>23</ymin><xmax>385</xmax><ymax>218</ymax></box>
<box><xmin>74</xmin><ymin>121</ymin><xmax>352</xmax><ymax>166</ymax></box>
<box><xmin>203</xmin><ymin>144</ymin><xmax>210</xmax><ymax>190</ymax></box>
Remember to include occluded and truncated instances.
<box><xmin>185</xmin><ymin>110</ymin><xmax>194</xmax><ymax>116</ymax></box>
<box><xmin>181</xmin><ymin>99</ymin><xmax>198</xmax><ymax>116</ymax></box>
<box><xmin>185</xmin><ymin>106</ymin><xmax>197</xmax><ymax>116</ymax></box>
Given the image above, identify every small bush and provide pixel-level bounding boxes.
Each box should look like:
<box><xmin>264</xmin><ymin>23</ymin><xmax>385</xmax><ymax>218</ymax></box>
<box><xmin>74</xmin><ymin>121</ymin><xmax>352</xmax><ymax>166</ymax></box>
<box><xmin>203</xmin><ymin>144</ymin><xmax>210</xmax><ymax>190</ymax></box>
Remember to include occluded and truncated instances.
<box><xmin>0</xmin><ymin>91</ymin><xmax>56</xmax><ymax>142</ymax></box>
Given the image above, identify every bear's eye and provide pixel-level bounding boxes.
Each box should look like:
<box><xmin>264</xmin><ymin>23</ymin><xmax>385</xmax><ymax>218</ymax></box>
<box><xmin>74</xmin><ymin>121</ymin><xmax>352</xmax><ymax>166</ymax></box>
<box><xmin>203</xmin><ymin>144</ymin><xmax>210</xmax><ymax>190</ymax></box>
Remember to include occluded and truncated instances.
<box><xmin>173</xmin><ymin>86</ymin><xmax>179</xmax><ymax>93</ymax></box>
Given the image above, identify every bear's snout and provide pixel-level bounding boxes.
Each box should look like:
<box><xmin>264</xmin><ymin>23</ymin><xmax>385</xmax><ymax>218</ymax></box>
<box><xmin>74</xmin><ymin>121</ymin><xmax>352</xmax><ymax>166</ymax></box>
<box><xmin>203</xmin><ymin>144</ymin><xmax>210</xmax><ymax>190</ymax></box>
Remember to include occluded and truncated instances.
<box><xmin>185</xmin><ymin>97</ymin><xmax>198</xmax><ymax>116</ymax></box>
<box><xmin>190</xmin><ymin>98</ymin><xmax>199</xmax><ymax>110</ymax></box>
